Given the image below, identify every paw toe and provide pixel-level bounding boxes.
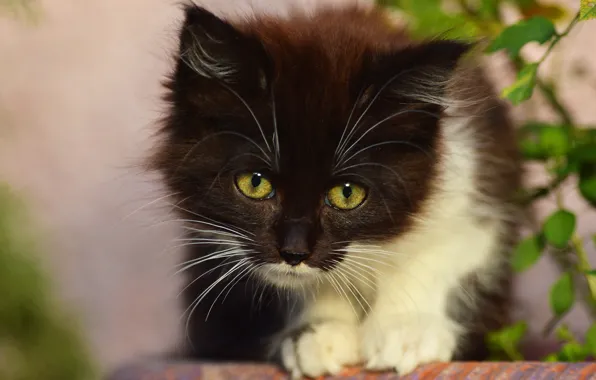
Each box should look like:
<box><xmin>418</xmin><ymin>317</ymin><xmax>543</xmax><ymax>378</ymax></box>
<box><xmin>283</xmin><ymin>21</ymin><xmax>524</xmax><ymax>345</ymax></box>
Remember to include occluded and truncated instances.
<box><xmin>279</xmin><ymin>321</ymin><xmax>360</xmax><ymax>378</ymax></box>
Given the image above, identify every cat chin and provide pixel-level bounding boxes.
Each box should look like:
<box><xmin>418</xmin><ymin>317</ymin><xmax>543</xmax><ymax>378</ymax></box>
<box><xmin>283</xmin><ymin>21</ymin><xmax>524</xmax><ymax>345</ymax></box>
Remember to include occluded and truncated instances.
<box><xmin>256</xmin><ymin>262</ymin><xmax>321</xmax><ymax>289</ymax></box>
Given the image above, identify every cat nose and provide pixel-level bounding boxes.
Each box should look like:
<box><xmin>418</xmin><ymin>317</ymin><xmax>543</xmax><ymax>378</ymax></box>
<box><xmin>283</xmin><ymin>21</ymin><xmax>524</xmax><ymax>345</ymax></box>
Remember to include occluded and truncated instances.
<box><xmin>279</xmin><ymin>250</ymin><xmax>310</xmax><ymax>266</ymax></box>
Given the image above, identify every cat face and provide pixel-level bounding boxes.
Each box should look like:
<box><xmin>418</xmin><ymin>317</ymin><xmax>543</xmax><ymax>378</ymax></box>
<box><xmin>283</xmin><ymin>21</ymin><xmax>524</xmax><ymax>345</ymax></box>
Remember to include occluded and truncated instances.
<box><xmin>153</xmin><ymin>5</ymin><xmax>471</xmax><ymax>289</ymax></box>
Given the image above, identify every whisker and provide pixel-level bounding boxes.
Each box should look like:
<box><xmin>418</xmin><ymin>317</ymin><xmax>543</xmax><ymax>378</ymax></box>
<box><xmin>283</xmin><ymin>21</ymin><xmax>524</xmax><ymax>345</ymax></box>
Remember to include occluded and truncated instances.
<box><xmin>177</xmin><ymin>256</ymin><xmax>246</xmax><ymax>296</ymax></box>
<box><xmin>338</xmin><ymin>248</ymin><xmax>477</xmax><ymax>310</ymax></box>
<box><xmin>271</xmin><ymin>88</ymin><xmax>280</xmax><ymax>170</ymax></box>
<box><xmin>336</xmin><ymin>260</ymin><xmax>377</xmax><ymax>292</ymax></box>
<box><xmin>175</xmin><ymin>237</ymin><xmax>247</xmax><ymax>244</ymax></box>
<box><xmin>337</xmin><ymin>109</ymin><xmax>439</xmax><ymax>165</ymax></box>
<box><xmin>166</xmin><ymin>207</ymin><xmax>255</xmax><ymax>237</ymax></box>
<box><xmin>339</xmin><ymin>266</ymin><xmax>373</xmax><ymax>316</ymax></box>
<box><xmin>341</xmin><ymin>253</ymin><xmax>401</xmax><ymax>270</ymax></box>
<box><xmin>339</xmin><ymin>252</ymin><xmax>420</xmax><ymax>311</ymax></box>
<box><xmin>335</xmin><ymin>247</ymin><xmax>396</xmax><ymax>255</ymax></box>
<box><xmin>174</xmin><ymin>250</ymin><xmax>246</xmax><ymax>276</ymax></box>
<box><xmin>219</xmin><ymin>81</ymin><xmax>272</xmax><ymax>154</ymax></box>
<box><xmin>335</xmin><ymin>68</ymin><xmax>418</xmax><ymax>159</ymax></box>
<box><xmin>182</xmin><ymin>226</ymin><xmax>255</xmax><ymax>242</ymax></box>
<box><xmin>326</xmin><ymin>270</ymin><xmax>358</xmax><ymax>319</ymax></box>
<box><xmin>332</xmin><ymin>253</ymin><xmax>386</xmax><ymax>279</ymax></box>
<box><xmin>174</xmin><ymin>130</ymin><xmax>272</xmax><ymax>174</ymax></box>
<box><xmin>335</xmin><ymin>86</ymin><xmax>366</xmax><ymax>158</ymax></box>
<box><xmin>331</xmin><ymin>241</ymin><xmax>382</xmax><ymax>247</ymax></box>
<box><xmin>174</xmin><ymin>241</ymin><xmax>245</xmax><ymax>249</ymax></box>
<box><xmin>330</xmin><ymin>263</ymin><xmax>369</xmax><ymax>315</ymax></box>
<box><xmin>205</xmin><ymin>261</ymin><xmax>256</xmax><ymax>320</ymax></box>
<box><xmin>184</xmin><ymin>258</ymin><xmax>249</xmax><ymax>340</ymax></box>
<box><xmin>121</xmin><ymin>192</ymin><xmax>181</xmax><ymax>221</ymax></box>
<box><xmin>336</xmin><ymin>139</ymin><xmax>433</xmax><ymax>169</ymax></box>
<box><xmin>174</xmin><ymin>246</ymin><xmax>242</xmax><ymax>268</ymax></box>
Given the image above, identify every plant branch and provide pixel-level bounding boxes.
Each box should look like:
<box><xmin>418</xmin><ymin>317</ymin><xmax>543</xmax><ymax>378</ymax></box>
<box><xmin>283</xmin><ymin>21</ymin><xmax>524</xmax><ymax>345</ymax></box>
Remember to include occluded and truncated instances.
<box><xmin>526</xmin><ymin>12</ymin><xmax>580</xmax><ymax>126</ymax></box>
<box><xmin>571</xmin><ymin>234</ymin><xmax>596</xmax><ymax>300</ymax></box>
<box><xmin>537</xmin><ymin>13</ymin><xmax>580</xmax><ymax>65</ymax></box>
<box><xmin>547</xmin><ymin>161</ymin><xmax>596</xmax><ymax>322</ymax></box>
<box><xmin>510</xmin><ymin>55</ymin><xmax>575</xmax><ymax>126</ymax></box>
<box><xmin>542</xmin><ymin>312</ymin><xmax>567</xmax><ymax>336</ymax></box>
<box><xmin>535</xmin><ymin>80</ymin><xmax>574</xmax><ymax>126</ymax></box>
<box><xmin>522</xmin><ymin>173</ymin><xmax>568</xmax><ymax>205</ymax></box>
<box><xmin>463</xmin><ymin>2</ymin><xmax>580</xmax><ymax>126</ymax></box>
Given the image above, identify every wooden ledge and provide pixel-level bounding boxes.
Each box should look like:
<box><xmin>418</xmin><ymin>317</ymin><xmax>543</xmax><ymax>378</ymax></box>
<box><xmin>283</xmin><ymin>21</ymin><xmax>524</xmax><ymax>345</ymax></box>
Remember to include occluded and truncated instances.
<box><xmin>109</xmin><ymin>361</ymin><xmax>596</xmax><ymax>379</ymax></box>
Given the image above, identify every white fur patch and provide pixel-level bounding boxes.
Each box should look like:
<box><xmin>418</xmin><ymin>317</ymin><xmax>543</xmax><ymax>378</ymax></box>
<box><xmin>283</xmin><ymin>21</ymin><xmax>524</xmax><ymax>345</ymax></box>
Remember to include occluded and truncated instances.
<box><xmin>257</xmin><ymin>262</ymin><xmax>321</xmax><ymax>290</ymax></box>
<box><xmin>353</xmin><ymin>114</ymin><xmax>503</xmax><ymax>373</ymax></box>
<box><xmin>281</xmin><ymin>321</ymin><xmax>360</xmax><ymax>379</ymax></box>
<box><xmin>360</xmin><ymin>314</ymin><xmax>459</xmax><ymax>374</ymax></box>
<box><xmin>271</xmin><ymin>114</ymin><xmax>509</xmax><ymax>377</ymax></box>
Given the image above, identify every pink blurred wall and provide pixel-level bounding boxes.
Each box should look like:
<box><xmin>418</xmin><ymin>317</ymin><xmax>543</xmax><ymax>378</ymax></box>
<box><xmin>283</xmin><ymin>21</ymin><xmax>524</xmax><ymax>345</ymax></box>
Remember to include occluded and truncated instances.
<box><xmin>0</xmin><ymin>0</ymin><xmax>594</xmax><ymax>374</ymax></box>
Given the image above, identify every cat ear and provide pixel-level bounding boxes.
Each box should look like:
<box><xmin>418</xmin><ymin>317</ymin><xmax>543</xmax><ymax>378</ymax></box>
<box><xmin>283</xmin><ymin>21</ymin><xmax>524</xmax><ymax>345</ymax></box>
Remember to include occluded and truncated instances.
<box><xmin>395</xmin><ymin>40</ymin><xmax>473</xmax><ymax>75</ymax></box>
<box><xmin>370</xmin><ymin>40</ymin><xmax>474</xmax><ymax>108</ymax></box>
<box><xmin>176</xmin><ymin>4</ymin><xmax>269</xmax><ymax>89</ymax></box>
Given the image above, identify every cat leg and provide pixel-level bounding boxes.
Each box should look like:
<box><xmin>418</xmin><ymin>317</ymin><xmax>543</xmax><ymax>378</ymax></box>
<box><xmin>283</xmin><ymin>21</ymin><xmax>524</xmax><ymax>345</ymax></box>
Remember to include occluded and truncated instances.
<box><xmin>279</xmin><ymin>282</ymin><xmax>362</xmax><ymax>379</ymax></box>
<box><xmin>359</xmin><ymin>270</ymin><xmax>461</xmax><ymax>375</ymax></box>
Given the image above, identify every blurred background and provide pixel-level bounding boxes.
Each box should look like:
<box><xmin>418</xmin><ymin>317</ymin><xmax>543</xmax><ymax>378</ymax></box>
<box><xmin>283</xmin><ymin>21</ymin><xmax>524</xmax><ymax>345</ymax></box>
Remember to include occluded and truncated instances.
<box><xmin>0</xmin><ymin>0</ymin><xmax>595</xmax><ymax>376</ymax></box>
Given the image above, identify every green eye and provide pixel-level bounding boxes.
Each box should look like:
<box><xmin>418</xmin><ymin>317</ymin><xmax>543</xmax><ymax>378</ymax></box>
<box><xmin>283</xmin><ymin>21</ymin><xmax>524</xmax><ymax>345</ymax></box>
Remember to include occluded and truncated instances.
<box><xmin>235</xmin><ymin>172</ymin><xmax>275</xmax><ymax>200</ymax></box>
<box><xmin>326</xmin><ymin>182</ymin><xmax>367</xmax><ymax>210</ymax></box>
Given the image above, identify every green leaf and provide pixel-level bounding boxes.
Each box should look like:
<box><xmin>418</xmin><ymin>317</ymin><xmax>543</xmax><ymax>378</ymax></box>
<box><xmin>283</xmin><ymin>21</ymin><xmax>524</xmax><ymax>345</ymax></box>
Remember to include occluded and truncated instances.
<box><xmin>376</xmin><ymin>0</ymin><xmax>397</xmax><ymax>6</ymax></box>
<box><xmin>585</xmin><ymin>323</ymin><xmax>596</xmax><ymax>356</ymax></box>
<box><xmin>570</xmin><ymin>146</ymin><xmax>596</xmax><ymax>163</ymax></box>
<box><xmin>487</xmin><ymin>321</ymin><xmax>528</xmax><ymax>346</ymax></box>
<box><xmin>543</xmin><ymin>353</ymin><xmax>559</xmax><ymax>362</ymax></box>
<box><xmin>543</xmin><ymin>209</ymin><xmax>576</xmax><ymax>248</ymax></box>
<box><xmin>579</xmin><ymin>163</ymin><xmax>596</xmax><ymax>206</ymax></box>
<box><xmin>517</xmin><ymin>123</ymin><xmax>571</xmax><ymax>160</ymax></box>
<box><xmin>517</xmin><ymin>122</ymin><xmax>571</xmax><ymax>160</ymax></box>
<box><xmin>502</xmin><ymin>63</ymin><xmax>539</xmax><ymax>105</ymax></box>
<box><xmin>479</xmin><ymin>0</ymin><xmax>500</xmax><ymax>20</ymax></box>
<box><xmin>569</xmin><ymin>129</ymin><xmax>596</xmax><ymax>163</ymax></box>
<box><xmin>501</xmin><ymin>321</ymin><xmax>528</xmax><ymax>344</ymax></box>
<box><xmin>558</xmin><ymin>341</ymin><xmax>589</xmax><ymax>362</ymax></box>
<box><xmin>541</xmin><ymin>126</ymin><xmax>571</xmax><ymax>156</ymax></box>
<box><xmin>487</xmin><ymin>16</ymin><xmax>556</xmax><ymax>57</ymax></box>
<box><xmin>397</xmin><ymin>0</ymin><xmax>480</xmax><ymax>40</ymax></box>
<box><xmin>585</xmin><ymin>269</ymin><xmax>596</xmax><ymax>276</ymax></box>
<box><xmin>550</xmin><ymin>272</ymin><xmax>575</xmax><ymax>316</ymax></box>
<box><xmin>555</xmin><ymin>324</ymin><xmax>575</xmax><ymax>342</ymax></box>
<box><xmin>553</xmin><ymin>159</ymin><xmax>578</xmax><ymax>177</ymax></box>
<box><xmin>580</xmin><ymin>0</ymin><xmax>596</xmax><ymax>20</ymax></box>
<box><xmin>486</xmin><ymin>321</ymin><xmax>527</xmax><ymax>360</ymax></box>
<box><xmin>511</xmin><ymin>235</ymin><xmax>545</xmax><ymax>272</ymax></box>
<box><xmin>487</xmin><ymin>321</ymin><xmax>528</xmax><ymax>360</ymax></box>
<box><xmin>517</xmin><ymin>124</ymin><xmax>547</xmax><ymax>160</ymax></box>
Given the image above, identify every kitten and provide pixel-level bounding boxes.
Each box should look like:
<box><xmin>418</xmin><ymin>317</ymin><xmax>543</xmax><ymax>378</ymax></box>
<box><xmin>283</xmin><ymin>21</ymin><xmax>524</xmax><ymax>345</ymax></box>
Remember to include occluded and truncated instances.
<box><xmin>151</xmin><ymin>3</ymin><xmax>522</xmax><ymax>378</ymax></box>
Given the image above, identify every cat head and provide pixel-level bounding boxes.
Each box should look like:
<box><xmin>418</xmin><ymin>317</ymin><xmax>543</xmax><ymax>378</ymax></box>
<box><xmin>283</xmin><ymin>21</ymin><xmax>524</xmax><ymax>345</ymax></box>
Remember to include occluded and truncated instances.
<box><xmin>153</xmin><ymin>4</ymin><xmax>474</xmax><ymax>289</ymax></box>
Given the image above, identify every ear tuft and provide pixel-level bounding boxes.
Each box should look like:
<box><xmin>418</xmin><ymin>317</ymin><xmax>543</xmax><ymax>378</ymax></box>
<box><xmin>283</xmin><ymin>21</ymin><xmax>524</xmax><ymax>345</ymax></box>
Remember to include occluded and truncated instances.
<box><xmin>178</xmin><ymin>4</ymin><xmax>241</xmax><ymax>82</ymax></box>
<box><xmin>176</xmin><ymin>4</ymin><xmax>269</xmax><ymax>86</ymax></box>
<box><xmin>369</xmin><ymin>40</ymin><xmax>476</xmax><ymax>108</ymax></box>
<box><xmin>411</xmin><ymin>40</ymin><xmax>474</xmax><ymax>72</ymax></box>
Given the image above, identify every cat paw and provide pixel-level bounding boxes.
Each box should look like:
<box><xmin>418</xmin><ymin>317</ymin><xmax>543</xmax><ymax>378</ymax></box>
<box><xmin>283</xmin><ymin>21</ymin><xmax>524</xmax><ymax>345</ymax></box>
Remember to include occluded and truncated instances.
<box><xmin>360</xmin><ymin>315</ymin><xmax>458</xmax><ymax>375</ymax></box>
<box><xmin>280</xmin><ymin>321</ymin><xmax>360</xmax><ymax>379</ymax></box>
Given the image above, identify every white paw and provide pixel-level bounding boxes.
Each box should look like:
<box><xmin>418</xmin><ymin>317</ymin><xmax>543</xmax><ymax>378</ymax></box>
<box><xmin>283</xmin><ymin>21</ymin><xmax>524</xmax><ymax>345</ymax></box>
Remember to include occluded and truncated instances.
<box><xmin>360</xmin><ymin>315</ymin><xmax>459</xmax><ymax>375</ymax></box>
<box><xmin>280</xmin><ymin>321</ymin><xmax>360</xmax><ymax>379</ymax></box>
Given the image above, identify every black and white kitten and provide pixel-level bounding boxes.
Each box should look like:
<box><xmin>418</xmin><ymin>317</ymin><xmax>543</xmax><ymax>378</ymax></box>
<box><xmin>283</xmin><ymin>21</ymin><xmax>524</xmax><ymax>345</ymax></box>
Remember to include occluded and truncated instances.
<box><xmin>151</xmin><ymin>3</ymin><xmax>522</xmax><ymax>378</ymax></box>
